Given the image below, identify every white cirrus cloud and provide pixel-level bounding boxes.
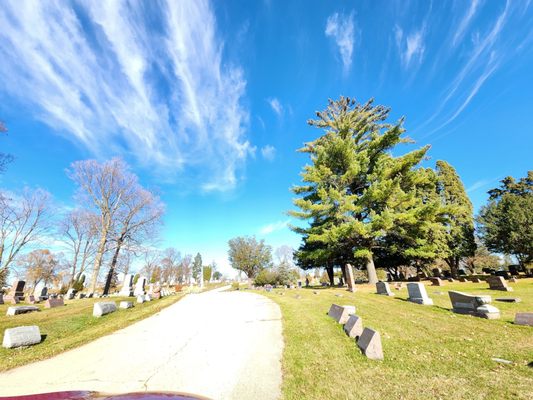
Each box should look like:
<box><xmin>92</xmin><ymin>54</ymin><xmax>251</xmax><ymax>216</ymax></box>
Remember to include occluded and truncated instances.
<box><xmin>259</xmin><ymin>219</ymin><xmax>290</xmax><ymax>235</ymax></box>
<box><xmin>395</xmin><ymin>25</ymin><xmax>426</xmax><ymax>68</ymax></box>
<box><xmin>260</xmin><ymin>145</ymin><xmax>276</xmax><ymax>161</ymax></box>
<box><xmin>453</xmin><ymin>0</ymin><xmax>482</xmax><ymax>47</ymax></box>
<box><xmin>268</xmin><ymin>98</ymin><xmax>283</xmax><ymax>116</ymax></box>
<box><xmin>0</xmin><ymin>0</ymin><xmax>253</xmax><ymax>191</ymax></box>
<box><xmin>325</xmin><ymin>12</ymin><xmax>355</xmax><ymax>72</ymax></box>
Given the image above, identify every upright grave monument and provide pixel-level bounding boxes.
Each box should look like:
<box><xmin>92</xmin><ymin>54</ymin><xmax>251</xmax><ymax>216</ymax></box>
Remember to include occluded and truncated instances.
<box><xmin>407</xmin><ymin>282</ymin><xmax>433</xmax><ymax>305</ymax></box>
<box><xmin>119</xmin><ymin>273</ymin><xmax>134</xmax><ymax>297</ymax></box>
<box><xmin>376</xmin><ymin>281</ymin><xmax>394</xmax><ymax>296</ymax></box>
<box><xmin>448</xmin><ymin>291</ymin><xmax>500</xmax><ymax>319</ymax></box>
<box><xmin>487</xmin><ymin>276</ymin><xmax>513</xmax><ymax>292</ymax></box>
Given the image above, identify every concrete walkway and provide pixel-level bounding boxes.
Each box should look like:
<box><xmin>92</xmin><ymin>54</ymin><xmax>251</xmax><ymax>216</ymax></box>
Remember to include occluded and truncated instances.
<box><xmin>0</xmin><ymin>287</ymin><xmax>283</xmax><ymax>400</ymax></box>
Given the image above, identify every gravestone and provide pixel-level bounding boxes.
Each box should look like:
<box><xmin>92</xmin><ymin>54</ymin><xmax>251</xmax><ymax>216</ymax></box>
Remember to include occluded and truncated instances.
<box><xmin>76</xmin><ymin>293</ymin><xmax>86</xmax><ymax>299</ymax></box>
<box><xmin>495</xmin><ymin>297</ymin><xmax>521</xmax><ymax>303</ymax></box>
<box><xmin>487</xmin><ymin>276</ymin><xmax>513</xmax><ymax>292</ymax></box>
<box><xmin>514</xmin><ymin>312</ymin><xmax>533</xmax><ymax>326</ymax></box>
<box><xmin>39</xmin><ymin>287</ymin><xmax>48</xmax><ymax>301</ymax></box>
<box><xmin>6</xmin><ymin>306</ymin><xmax>40</xmax><ymax>316</ymax></box>
<box><xmin>5</xmin><ymin>280</ymin><xmax>25</xmax><ymax>301</ymax></box>
<box><xmin>93</xmin><ymin>302</ymin><xmax>117</xmax><ymax>317</ymax></box>
<box><xmin>134</xmin><ymin>277</ymin><xmax>147</xmax><ymax>296</ymax></box>
<box><xmin>495</xmin><ymin>271</ymin><xmax>510</xmax><ymax>280</ymax></box>
<box><xmin>327</xmin><ymin>304</ymin><xmax>356</xmax><ymax>324</ymax></box>
<box><xmin>508</xmin><ymin>265</ymin><xmax>519</xmax><ymax>276</ymax></box>
<box><xmin>28</xmin><ymin>295</ymin><xmax>36</xmax><ymax>304</ymax></box>
<box><xmin>345</xmin><ymin>263</ymin><xmax>356</xmax><ymax>292</ymax></box>
<box><xmin>448</xmin><ymin>291</ymin><xmax>500</xmax><ymax>319</ymax></box>
<box><xmin>136</xmin><ymin>295</ymin><xmax>145</xmax><ymax>304</ymax></box>
<box><xmin>119</xmin><ymin>301</ymin><xmax>134</xmax><ymax>309</ymax></box>
<box><xmin>145</xmin><ymin>294</ymin><xmax>152</xmax><ymax>301</ymax></box>
<box><xmin>459</xmin><ymin>277</ymin><xmax>468</xmax><ymax>283</ymax></box>
<box><xmin>152</xmin><ymin>287</ymin><xmax>161</xmax><ymax>299</ymax></box>
<box><xmin>430</xmin><ymin>277</ymin><xmax>444</xmax><ymax>286</ymax></box>
<box><xmin>0</xmin><ymin>294</ymin><xmax>3</xmax><ymax>304</ymax></box>
<box><xmin>2</xmin><ymin>326</ymin><xmax>41</xmax><ymax>348</ymax></box>
<box><xmin>357</xmin><ymin>328</ymin><xmax>384</xmax><ymax>360</ymax></box>
<box><xmin>376</xmin><ymin>281</ymin><xmax>394</xmax><ymax>296</ymax></box>
<box><xmin>44</xmin><ymin>298</ymin><xmax>64</xmax><ymax>308</ymax></box>
<box><xmin>119</xmin><ymin>274</ymin><xmax>134</xmax><ymax>297</ymax></box>
<box><xmin>407</xmin><ymin>283</ymin><xmax>433</xmax><ymax>305</ymax></box>
<box><xmin>471</xmin><ymin>277</ymin><xmax>481</xmax><ymax>283</ymax></box>
<box><xmin>448</xmin><ymin>278</ymin><xmax>455</xmax><ymax>283</ymax></box>
<box><xmin>432</xmin><ymin>268</ymin><xmax>442</xmax><ymax>278</ymax></box>
<box><xmin>66</xmin><ymin>288</ymin><xmax>77</xmax><ymax>300</ymax></box>
<box><xmin>344</xmin><ymin>314</ymin><xmax>363</xmax><ymax>338</ymax></box>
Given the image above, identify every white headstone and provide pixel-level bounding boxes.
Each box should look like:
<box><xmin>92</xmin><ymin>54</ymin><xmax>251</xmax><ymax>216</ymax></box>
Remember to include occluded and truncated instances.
<box><xmin>407</xmin><ymin>282</ymin><xmax>433</xmax><ymax>305</ymax></box>
<box><xmin>2</xmin><ymin>326</ymin><xmax>41</xmax><ymax>348</ymax></box>
<box><xmin>136</xmin><ymin>295</ymin><xmax>145</xmax><ymax>304</ymax></box>
<box><xmin>93</xmin><ymin>302</ymin><xmax>117</xmax><ymax>317</ymax></box>
<box><xmin>119</xmin><ymin>301</ymin><xmax>134</xmax><ymax>309</ymax></box>
<box><xmin>119</xmin><ymin>274</ymin><xmax>134</xmax><ymax>297</ymax></box>
<box><xmin>134</xmin><ymin>277</ymin><xmax>147</xmax><ymax>296</ymax></box>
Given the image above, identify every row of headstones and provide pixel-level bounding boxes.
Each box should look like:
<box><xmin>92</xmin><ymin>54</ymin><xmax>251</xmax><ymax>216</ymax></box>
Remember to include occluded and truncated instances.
<box><xmin>327</xmin><ymin>304</ymin><xmax>383</xmax><ymax>361</ymax></box>
<box><xmin>429</xmin><ymin>276</ymin><xmax>515</xmax><ymax>290</ymax></box>
<box><xmin>376</xmin><ymin>281</ymin><xmax>533</xmax><ymax>326</ymax></box>
<box><xmin>2</xmin><ymin>299</ymin><xmax>140</xmax><ymax>348</ymax></box>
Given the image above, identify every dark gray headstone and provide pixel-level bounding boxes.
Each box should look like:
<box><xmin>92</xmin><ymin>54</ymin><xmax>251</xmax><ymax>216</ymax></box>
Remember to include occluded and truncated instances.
<box><xmin>448</xmin><ymin>291</ymin><xmax>500</xmax><ymax>319</ymax></box>
<box><xmin>357</xmin><ymin>328</ymin><xmax>383</xmax><ymax>360</ymax></box>
<box><xmin>327</xmin><ymin>304</ymin><xmax>355</xmax><ymax>324</ymax></box>
<box><xmin>376</xmin><ymin>282</ymin><xmax>394</xmax><ymax>296</ymax></box>
<box><xmin>344</xmin><ymin>314</ymin><xmax>363</xmax><ymax>338</ymax></box>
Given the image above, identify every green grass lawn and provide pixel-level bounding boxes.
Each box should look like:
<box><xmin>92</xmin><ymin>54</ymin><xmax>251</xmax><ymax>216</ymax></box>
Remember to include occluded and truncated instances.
<box><xmin>0</xmin><ymin>293</ymin><xmax>185</xmax><ymax>371</ymax></box>
<box><xmin>259</xmin><ymin>278</ymin><xmax>533</xmax><ymax>400</ymax></box>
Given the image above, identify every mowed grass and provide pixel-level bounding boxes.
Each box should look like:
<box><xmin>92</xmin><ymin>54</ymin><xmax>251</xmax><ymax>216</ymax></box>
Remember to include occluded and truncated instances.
<box><xmin>0</xmin><ymin>293</ymin><xmax>185</xmax><ymax>371</ymax></box>
<box><xmin>259</xmin><ymin>279</ymin><xmax>533</xmax><ymax>400</ymax></box>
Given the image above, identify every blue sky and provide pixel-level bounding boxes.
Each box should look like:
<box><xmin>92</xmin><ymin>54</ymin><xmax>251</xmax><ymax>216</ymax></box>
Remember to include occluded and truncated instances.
<box><xmin>0</xmin><ymin>0</ymin><xmax>532</xmax><ymax>276</ymax></box>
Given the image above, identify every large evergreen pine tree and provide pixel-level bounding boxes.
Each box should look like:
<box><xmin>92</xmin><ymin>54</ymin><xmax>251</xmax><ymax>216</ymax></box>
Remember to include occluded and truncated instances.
<box><xmin>290</xmin><ymin>97</ymin><xmax>445</xmax><ymax>283</ymax></box>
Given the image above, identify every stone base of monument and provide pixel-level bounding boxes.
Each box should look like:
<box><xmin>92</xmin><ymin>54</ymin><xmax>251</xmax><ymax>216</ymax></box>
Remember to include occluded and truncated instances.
<box><xmin>327</xmin><ymin>304</ymin><xmax>356</xmax><ymax>324</ymax></box>
<box><xmin>2</xmin><ymin>326</ymin><xmax>41</xmax><ymax>348</ymax></box>
<box><xmin>6</xmin><ymin>306</ymin><xmax>40</xmax><ymax>316</ymax></box>
<box><xmin>357</xmin><ymin>328</ymin><xmax>383</xmax><ymax>360</ymax></box>
<box><xmin>44</xmin><ymin>298</ymin><xmax>64</xmax><ymax>308</ymax></box>
<box><xmin>93</xmin><ymin>302</ymin><xmax>117</xmax><ymax>317</ymax></box>
<box><xmin>118</xmin><ymin>289</ymin><xmax>134</xmax><ymax>297</ymax></box>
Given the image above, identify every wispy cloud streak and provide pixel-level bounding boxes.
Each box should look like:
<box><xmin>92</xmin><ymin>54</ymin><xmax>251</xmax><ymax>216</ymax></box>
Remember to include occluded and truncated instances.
<box><xmin>325</xmin><ymin>12</ymin><xmax>355</xmax><ymax>72</ymax></box>
<box><xmin>0</xmin><ymin>0</ymin><xmax>252</xmax><ymax>191</ymax></box>
<box><xmin>453</xmin><ymin>0</ymin><xmax>482</xmax><ymax>47</ymax></box>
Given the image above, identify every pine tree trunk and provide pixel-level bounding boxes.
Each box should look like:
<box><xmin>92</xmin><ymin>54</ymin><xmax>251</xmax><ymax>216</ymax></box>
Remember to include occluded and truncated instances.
<box><xmin>366</xmin><ymin>255</ymin><xmax>378</xmax><ymax>284</ymax></box>
<box><xmin>326</xmin><ymin>265</ymin><xmax>334</xmax><ymax>286</ymax></box>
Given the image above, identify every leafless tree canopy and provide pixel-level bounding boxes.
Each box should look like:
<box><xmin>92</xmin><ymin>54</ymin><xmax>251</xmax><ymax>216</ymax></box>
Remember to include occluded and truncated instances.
<box><xmin>0</xmin><ymin>188</ymin><xmax>50</xmax><ymax>277</ymax></box>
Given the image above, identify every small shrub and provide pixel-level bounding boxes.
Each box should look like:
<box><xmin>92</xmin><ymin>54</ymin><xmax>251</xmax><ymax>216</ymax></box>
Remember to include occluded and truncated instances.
<box><xmin>231</xmin><ymin>281</ymin><xmax>241</xmax><ymax>291</ymax></box>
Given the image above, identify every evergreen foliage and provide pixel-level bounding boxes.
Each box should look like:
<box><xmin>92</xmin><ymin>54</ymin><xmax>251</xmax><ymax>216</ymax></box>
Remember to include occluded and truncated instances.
<box><xmin>478</xmin><ymin>171</ymin><xmax>533</xmax><ymax>268</ymax></box>
<box><xmin>192</xmin><ymin>253</ymin><xmax>202</xmax><ymax>282</ymax></box>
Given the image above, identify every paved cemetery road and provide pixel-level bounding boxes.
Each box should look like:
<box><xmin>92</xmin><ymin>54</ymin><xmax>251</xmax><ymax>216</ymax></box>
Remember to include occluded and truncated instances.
<box><xmin>0</xmin><ymin>287</ymin><xmax>283</xmax><ymax>400</ymax></box>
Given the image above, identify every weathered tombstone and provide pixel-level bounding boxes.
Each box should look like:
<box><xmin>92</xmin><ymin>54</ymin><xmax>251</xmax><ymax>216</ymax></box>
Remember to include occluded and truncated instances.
<box><xmin>38</xmin><ymin>287</ymin><xmax>48</xmax><ymax>301</ymax></box>
<box><xmin>136</xmin><ymin>295</ymin><xmax>145</xmax><ymax>304</ymax></box>
<box><xmin>407</xmin><ymin>283</ymin><xmax>433</xmax><ymax>305</ymax></box>
<box><xmin>430</xmin><ymin>277</ymin><xmax>444</xmax><ymax>286</ymax></box>
<box><xmin>66</xmin><ymin>288</ymin><xmax>77</xmax><ymax>300</ymax></box>
<box><xmin>6</xmin><ymin>306</ymin><xmax>40</xmax><ymax>316</ymax></box>
<box><xmin>376</xmin><ymin>282</ymin><xmax>394</xmax><ymax>296</ymax></box>
<box><xmin>44</xmin><ymin>298</ymin><xmax>64</xmax><ymax>308</ymax></box>
<box><xmin>448</xmin><ymin>278</ymin><xmax>455</xmax><ymax>283</ymax></box>
<box><xmin>448</xmin><ymin>291</ymin><xmax>500</xmax><ymax>319</ymax></box>
<box><xmin>327</xmin><ymin>304</ymin><xmax>356</xmax><ymax>324</ymax></box>
<box><xmin>495</xmin><ymin>270</ymin><xmax>510</xmax><ymax>280</ymax></box>
<box><xmin>28</xmin><ymin>295</ymin><xmax>36</xmax><ymax>304</ymax></box>
<box><xmin>119</xmin><ymin>274</ymin><xmax>134</xmax><ymax>297</ymax></box>
<box><xmin>92</xmin><ymin>302</ymin><xmax>117</xmax><ymax>317</ymax></box>
<box><xmin>0</xmin><ymin>293</ymin><xmax>3</xmax><ymax>304</ymax></box>
<box><xmin>357</xmin><ymin>328</ymin><xmax>384</xmax><ymax>360</ymax></box>
<box><xmin>5</xmin><ymin>280</ymin><xmax>26</xmax><ymax>302</ymax></box>
<box><xmin>487</xmin><ymin>276</ymin><xmax>513</xmax><ymax>292</ymax></box>
<box><xmin>119</xmin><ymin>301</ymin><xmax>134</xmax><ymax>309</ymax></box>
<box><xmin>508</xmin><ymin>265</ymin><xmax>519</xmax><ymax>276</ymax></box>
<box><xmin>345</xmin><ymin>263</ymin><xmax>356</xmax><ymax>292</ymax></box>
<box><xmin>514</xmin><ymin>312</ymin><xmax>533</xmax><ymax>326</ymax></box>
<box><xmin>344</xmin><ymin>314</ymin><xmax>363</xmax><ymax>338</ymax></box>
<box><xmin>432</xmin><ymin>268</ymin><xmax>442</xmax><ymax>278</ymax></box>
<box><xmin>133</xmin><ymin>277</ymin><xmax>146</xmax><ymax>295</ymax></box>
<box><xmin>2</xmin><ymin>326</ymin><xmax>41</xmax><ymax>348</ymax></box>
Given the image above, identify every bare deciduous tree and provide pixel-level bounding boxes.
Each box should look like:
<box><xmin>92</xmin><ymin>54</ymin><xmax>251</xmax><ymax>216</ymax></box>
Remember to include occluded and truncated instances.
<box><xmin>59</xmin><ymin>208</ymin><xmax>99</xmax><ymax>288</ymax></box>
<box><xmin>102</xmin><ymin>185</ymin><xmax>164</xmax><ymax>294</ymax></box>
<box><xmin>17</xmin><ymin>249</ymin><xmax>65</xmax><ymax>294</ymax></box>
<box><xmin>67</xmin><ymin>158</ymin><xmax>138</xmax><ymax>293</ymax></box>
<box><xmin>0</xmin><ymin>188</ymin><xmax>50</xmax><ymax>279</ymax></box>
